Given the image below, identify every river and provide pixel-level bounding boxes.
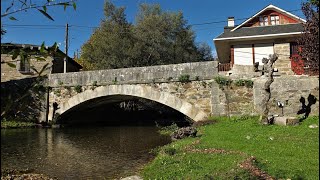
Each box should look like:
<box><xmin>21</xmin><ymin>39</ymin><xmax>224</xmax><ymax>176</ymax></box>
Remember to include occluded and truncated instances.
<box><xmin>1</xmin><ymin>126</ymin><xmax>171</xmax><ymax>179</ymax></box>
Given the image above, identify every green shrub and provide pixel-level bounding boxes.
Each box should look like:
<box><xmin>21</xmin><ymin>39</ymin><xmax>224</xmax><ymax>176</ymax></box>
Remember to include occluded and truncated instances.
<box><xmin>54</xmin><ymin>89</ymin><xmax>61</xmax><ymax>96</ymax></box>
<box><xmin>244</xmin><ymin>80</ymin><xmax>254</xmax><ymax>88</ymax></box>
<box><xmin>178</xmin><ymin>74</ymin><xmax>190</xmax><ymax>83</ymax></box>
<box><xmin>1</xmin><ymin>121</ymin><xmax>36</xmax><ymax>128</ymax></box>
<box><xmin>167</xmin><ymin>77</ymin><xmax>173</xmax><ymax>81</ymax></box>
<box><xmin>74</xmin><ymin>85</ymin><xmax>82</xmax><ymax>93</ymax></box>
<box><xmin>91</xmin><ymin>81</ymin><xmax>98</xmax><ymax>90</ymax></box>
<box><xmin>234</xmin><ymin>79</ymin><xmax>253</xmax><ymax>88</ymax></box>
<box><xmin>195</xmin><ymin>76</ymin><xmax>200</xmax><ymax>81</ymax></box>
<box><xmin>213</xmin><ymin>76</ymin><xmax>232</xmax><ymax>87</ymax></box>
<box><xmin>234</xmin><ymin>79</ymin><xmax>245</xmax><ymax>86</ymax></box>
<box><xmin>158</xmin><ymin>123</ymin><xmax>179</xmax><ymax>135</ymax></box>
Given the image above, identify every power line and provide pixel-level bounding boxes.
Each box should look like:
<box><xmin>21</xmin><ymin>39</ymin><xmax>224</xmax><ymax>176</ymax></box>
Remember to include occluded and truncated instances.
<box><xmin>190</xmin><ymin>9</ymin><xmax>302</xmax><ymax>26</ymax></box>
<box><xmin>233</xmin><ymin>50</ymin><xmax>291</xmax><ymax>57</ymax></box>
<box><xmin>1</xmin><ymin>8</ymin><xmax>304</xmax><ymax>29</ymax></box>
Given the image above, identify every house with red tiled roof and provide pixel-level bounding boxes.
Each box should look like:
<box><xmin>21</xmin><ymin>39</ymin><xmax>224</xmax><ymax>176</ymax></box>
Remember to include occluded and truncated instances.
<box><xmin>214</xmin><ymin>4</ymin><xmax>306</xmax><ymax>76</ymax></box>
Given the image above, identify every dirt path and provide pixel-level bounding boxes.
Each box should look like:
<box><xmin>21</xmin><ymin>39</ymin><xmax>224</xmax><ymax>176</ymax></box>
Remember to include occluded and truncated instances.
<box><xmin>184</xmin><ymin>139</ymin><xmax>275</xmax><ymax>180</ymax></box>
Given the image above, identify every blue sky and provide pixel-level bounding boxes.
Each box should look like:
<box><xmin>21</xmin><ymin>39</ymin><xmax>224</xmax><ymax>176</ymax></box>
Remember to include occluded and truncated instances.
<box><xmin>1</xmin><ymin>0</ymin><xmax>307</xmax><ymax>58</ymax></box>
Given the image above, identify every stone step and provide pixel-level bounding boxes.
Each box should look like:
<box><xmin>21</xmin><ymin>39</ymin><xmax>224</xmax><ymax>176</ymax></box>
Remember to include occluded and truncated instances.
<box><xmin>274</xmin><ymin>116</ymin><xmax>299</xmax><ymax>126</ymax></box>
<box><xmin>275</xmin><ymin>63</ymin><xmax>290</xmax><ymax>67</ymax></box>
<box><xmin>275</xmin><ymin>62</ymin><xmax>291</xmax><ymax>67</ymax></box>
<box><xmin>278</xmin><ymin>67</ymin><xmax>292</xmax><ymax>71</ymax></box>
<box><xmin>274</xmin><ymin>70</ymin><xmax>294</xmax><ymax>76</ymax></box>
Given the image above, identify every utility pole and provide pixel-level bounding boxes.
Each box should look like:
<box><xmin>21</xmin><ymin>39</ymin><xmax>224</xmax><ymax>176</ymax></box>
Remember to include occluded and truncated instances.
<box><xmin>64</xmin><ymin>23</ymin><xmax>69</xmax><ymax>73</ymax></box>
<box><xmin>76</xmin><ymin>49</ymin><xmax>79</xmax><ymax>59</ymax></box>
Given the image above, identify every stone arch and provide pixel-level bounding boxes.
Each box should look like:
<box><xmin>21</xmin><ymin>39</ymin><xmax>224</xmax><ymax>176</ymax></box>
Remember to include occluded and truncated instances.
<box><xmin>56</xmin><ymin>84</ymin><xmax>207</xmax><ymax>122</ymax></box>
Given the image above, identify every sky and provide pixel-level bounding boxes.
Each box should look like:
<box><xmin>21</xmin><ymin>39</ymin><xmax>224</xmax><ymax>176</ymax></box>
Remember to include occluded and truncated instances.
<box><xmin>1</xmin><ymin>0</ymin><xmax>307</xmax><ymax>58</ymax></box>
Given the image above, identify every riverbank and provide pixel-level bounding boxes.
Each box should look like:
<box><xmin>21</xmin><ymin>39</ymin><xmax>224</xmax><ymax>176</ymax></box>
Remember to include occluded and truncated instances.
<box><xmin>1</xmin><ymin>169</ymin><xmax>54</xmax><ymax>180</ymax></box>
<box><xmin>1</xmin><ymin>120</ymin><xmax>37</xmax><ymax>129</ymax></box>
<box><xmin>142</xmin><ymin>115</ymin><xmax>319</xmax><ymax>179</ymax></box>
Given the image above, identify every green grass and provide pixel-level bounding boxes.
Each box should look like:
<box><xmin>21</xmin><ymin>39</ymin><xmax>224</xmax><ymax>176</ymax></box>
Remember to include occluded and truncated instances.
<box><xmin>1</xmin><ymin>121</ymin><xmax>36</xmax><ymax>128</ymax></box>
<box><xmin>157</xmin><ymin>123</ymin><xmax>179</xmax><ymax>136</ymax></box>
<box><xmin>142</xmin><ymin>116</ymin><xmax>319</xmax><ymax>179</ymax></box>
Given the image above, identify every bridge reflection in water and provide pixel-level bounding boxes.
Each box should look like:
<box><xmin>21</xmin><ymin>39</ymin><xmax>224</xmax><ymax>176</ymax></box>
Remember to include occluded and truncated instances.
<box><xmin>1</xmin><ymin>126</ymin><xmax>171</xmax><ymax>179</ymax></box>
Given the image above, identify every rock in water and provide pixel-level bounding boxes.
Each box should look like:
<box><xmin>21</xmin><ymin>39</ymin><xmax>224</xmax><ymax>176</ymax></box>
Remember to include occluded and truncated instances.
<box><xmin>171</xmin><ymin>127</ymin><xmax>197</xmax><ymax>140</ymax></box>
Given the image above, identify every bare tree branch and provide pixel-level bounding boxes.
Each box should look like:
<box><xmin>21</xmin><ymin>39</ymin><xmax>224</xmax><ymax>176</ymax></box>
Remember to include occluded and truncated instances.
<box><xmin>1</xmin><ymin>0</ymin><xmax>76</xmax><ymax>18</ymax></box>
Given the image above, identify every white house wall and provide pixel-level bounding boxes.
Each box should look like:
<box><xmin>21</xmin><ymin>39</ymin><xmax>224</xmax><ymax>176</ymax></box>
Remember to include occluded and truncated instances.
<box><xmin>234</xmin><ymin>44</ymin><xmax>253</xmax><ymax>65</ymax></box>
<box><xmin>254</xmin><ymin>43</ymin><xmax>274</xmax><ymax>65</ymax></box>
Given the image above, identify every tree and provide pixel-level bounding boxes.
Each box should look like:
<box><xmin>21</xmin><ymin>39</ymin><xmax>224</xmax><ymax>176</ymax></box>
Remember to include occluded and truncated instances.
<box><xmin>80</xmin><ymin>1</ymin><xmax>213</xmax><ymax>70</ymax></box>
<box><xmin>298</xmin><ymin>0</ymin><xmax>319</xmax><ymax>75</ymax></box>
<box><xmin>197</xmin><ymin>43</ymin><xmax>214</xmax><ymax>61</ymax></box>
<box><xmin>133</xmin><ymin>4</ymin><xmax>198</xmax><ymax>65</ymax></box>
<box><xmin>80</xmin><ymin>0</ymin><xmax>134</xmax><ymax>70</ymax></box>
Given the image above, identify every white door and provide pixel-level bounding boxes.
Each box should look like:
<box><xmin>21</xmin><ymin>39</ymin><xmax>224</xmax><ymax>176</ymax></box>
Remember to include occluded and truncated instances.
<box><xmin>234</xmin><ymin>44</ymin><xmax>253</xmax><ymax>65</ymax></box>
<box><xmin>254</xmin><ymin>43</ymin><xmax>274</xmax><ymax>65</ymax></box>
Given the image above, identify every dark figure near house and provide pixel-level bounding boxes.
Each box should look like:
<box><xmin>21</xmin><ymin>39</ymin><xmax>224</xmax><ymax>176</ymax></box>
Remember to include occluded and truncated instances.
<box><xmin>297</xmin><ymin>94</ymin><xmax>317</xmax><ymax>120</ymax></box>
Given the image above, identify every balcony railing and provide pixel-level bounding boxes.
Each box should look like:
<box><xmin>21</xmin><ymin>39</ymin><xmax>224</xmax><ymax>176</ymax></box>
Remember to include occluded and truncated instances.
<box><xmin>218</xmin><ymin>63</ymin><xmax>231</xmax><ymax>72</ymax></box>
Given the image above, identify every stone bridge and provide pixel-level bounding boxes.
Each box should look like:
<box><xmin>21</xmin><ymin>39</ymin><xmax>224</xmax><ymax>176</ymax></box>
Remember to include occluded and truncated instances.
<box><xmin>46</xmin><ymin>61</ymin><xmax>319</xmax><ymax>123</ymax></box>
<box><xmin>47</xmin><ymin>61</ymin><xmax>223</xmax><ymax>122</ymax></box>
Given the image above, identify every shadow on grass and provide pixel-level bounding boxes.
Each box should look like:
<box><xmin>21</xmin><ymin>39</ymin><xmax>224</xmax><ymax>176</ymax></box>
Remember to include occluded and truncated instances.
<box><xmin>297</xmin><ymin>94</ymin><xmax>317</xmax><ymax>122</ymax></box>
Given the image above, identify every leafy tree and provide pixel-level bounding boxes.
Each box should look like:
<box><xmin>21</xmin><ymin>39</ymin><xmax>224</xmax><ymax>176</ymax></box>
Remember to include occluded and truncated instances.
<box><xmin>133</xmin><ymin>3</ymin><xmax>203</xmax><ymax>65</ymax></box>
<box><xmin>80</xmin><ymin>0</ymin><xmax>134</xmax><ymax>70</ymax></box>
<box><xmin>80</xmin><ymin>1</ymin><xmax>213</xmax><ymax>70</ymax></box>
<box><xmin>298</xmin><ymin>0</ymin><xmax>319</xmax><ymax>75</ymax></box>
<box><xmin>197</xmin><ymin>42</ymin><xmax>214</xmax><ymax>61</ymax></box>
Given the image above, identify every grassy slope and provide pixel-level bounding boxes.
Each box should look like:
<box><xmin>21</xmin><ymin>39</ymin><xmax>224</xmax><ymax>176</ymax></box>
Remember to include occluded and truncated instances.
<box><xmin>142</xmin><ymin>116</ymin><xmax>319</xmax><ymax>180</ymax></box>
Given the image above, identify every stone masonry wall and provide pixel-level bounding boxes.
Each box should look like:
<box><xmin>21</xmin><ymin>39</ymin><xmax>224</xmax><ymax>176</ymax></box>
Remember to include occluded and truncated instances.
<box><xmin>49</xmin><ymin>75</ymin><xmax>319</xmax><ymax>121</ymax></box>
<box><xmin>1</xmin><ymin>54</ymin><xmax>53</xmax><ymax>82</ymax></box>
<box><xmin>211</xmin><ymin>82</ymin><xmax>254</xmax><ymax>116</ymax></box>
<box><xmin>48</xmin><ymin>61</ymin><xmax>218</xmax><ymax>87</ymax></box>
<box><xmin>49</xmin><ymin>80</ymin><xmax>213</xmax><ymax>120</ymax></box>
<box><xmin>254</xmin><ymin>76</ymin><xmax>319</xmax><ymax>117</ymax></box>
<box><xmin>274</xmin><ymin>43</ymin><xmax>293</xmax><ymax>75</ymax></box>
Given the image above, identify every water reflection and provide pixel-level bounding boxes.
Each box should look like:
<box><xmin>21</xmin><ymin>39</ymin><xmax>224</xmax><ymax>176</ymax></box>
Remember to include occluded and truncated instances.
<box><xmin>1</xmin><ymin>126</ymin><xmax>170</xmax><ymax>179</ymax></box>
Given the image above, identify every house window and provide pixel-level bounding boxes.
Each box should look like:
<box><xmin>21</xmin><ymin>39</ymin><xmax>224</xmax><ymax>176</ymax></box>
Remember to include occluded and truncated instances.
<box><xmin>259</xmin><ymin>16</ymin><xmax>268</xmax><ymax>26</ymax></box>
<box><xmin>270</xmin><ymin>15</ymin><xmax>280</xmax><ymax>25</ymax></box>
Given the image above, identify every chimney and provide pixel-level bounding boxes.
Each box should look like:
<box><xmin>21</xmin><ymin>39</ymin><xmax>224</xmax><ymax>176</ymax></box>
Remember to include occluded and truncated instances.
<box><xmin>228</xmin><ymin>17</ymin><xmax>235</xmax><ymax>27</ymax></box>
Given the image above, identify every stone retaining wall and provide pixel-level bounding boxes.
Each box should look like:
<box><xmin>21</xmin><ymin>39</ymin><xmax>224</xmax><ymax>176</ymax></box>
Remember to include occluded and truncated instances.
<box><xmin>211</xmin><ymin>82</ymin><xmax>255</xmax><ymax>116</ymax></box>
<box><xmin>254</xmin><ymin>76</ymin><xmax>319</xmax><ymax>117</ymax></box>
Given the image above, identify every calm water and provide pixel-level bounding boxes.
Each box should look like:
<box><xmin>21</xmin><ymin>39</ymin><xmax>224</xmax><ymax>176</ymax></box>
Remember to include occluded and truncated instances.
<box><xmin>1</xmin><ymin>126</ymin><xmax>171</xmax><ymax>179</ymax></box>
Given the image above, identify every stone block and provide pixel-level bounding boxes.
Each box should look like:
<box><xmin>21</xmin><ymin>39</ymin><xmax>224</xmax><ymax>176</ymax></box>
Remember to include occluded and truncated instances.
<box><xmin>274</xmin><ymin>117</ymin><xmax>287</xmax><ymax>126</ymax></box>
<box><xmin>274</xmin><ymin>116</ymin><xmax>299</xmax><ymax>126</ymax></box>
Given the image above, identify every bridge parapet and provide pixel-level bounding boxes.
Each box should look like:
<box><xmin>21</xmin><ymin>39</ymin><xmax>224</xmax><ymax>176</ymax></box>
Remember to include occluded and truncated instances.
<box><xmin>48</xmin><ymin>61</ymin><xmax>218</xmax><ymax>87</ymax></box>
